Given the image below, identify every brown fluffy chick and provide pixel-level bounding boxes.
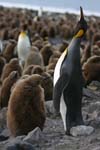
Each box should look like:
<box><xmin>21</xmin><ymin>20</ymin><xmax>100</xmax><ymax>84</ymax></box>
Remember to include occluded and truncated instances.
<box><xmin>7</xmin><ymin>74</ymin><xmax>46</xmax><ymax>136</ymax></box>
<box><xmin>0</xmin><ymin>71</ymin><xmax>19</xmax><ymax>108</ymax></box>
<box><xmin>24</xmin><ymin>46</ymin><xmax>44</xmax><ymax>69</ymax></box>
<box><xmin>82</xmin><ymin>55</ymin><xmax>100</xmax><ymax>85</ymax></box>
<box><xmin>1</xmin><ymin>58</ymin><xmax>22</xmax><ymax>81</ymax></box>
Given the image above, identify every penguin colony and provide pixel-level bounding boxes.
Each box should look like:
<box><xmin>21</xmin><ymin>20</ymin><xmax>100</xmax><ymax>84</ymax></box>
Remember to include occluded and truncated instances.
<box><xmin>0</xmin><ymin>6</ymin><xmax>99</xmax><ymax>137</ymax></box>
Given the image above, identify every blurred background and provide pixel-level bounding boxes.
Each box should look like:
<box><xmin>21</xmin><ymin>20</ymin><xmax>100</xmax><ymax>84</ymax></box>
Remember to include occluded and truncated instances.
<box><xmin>0</xmin><ymin>0</ymin><xmax>100</xmax><ymax>16</ymax></box>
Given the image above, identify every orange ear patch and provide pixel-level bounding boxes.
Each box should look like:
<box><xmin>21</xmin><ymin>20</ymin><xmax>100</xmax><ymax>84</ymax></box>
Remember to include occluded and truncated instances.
<box><xmin>74</xmin><ymin>29</ymin><xmax>84</xmax><ymax>38</ymax></box>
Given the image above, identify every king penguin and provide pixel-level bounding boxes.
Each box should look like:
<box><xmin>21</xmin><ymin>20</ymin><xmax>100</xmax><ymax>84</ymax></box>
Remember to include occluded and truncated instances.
<box><xmin>53</xmin><ymin>7</ymin><xmax>88</xmax><ymax>135</ymax></box>
<box><xmin>17</xmin><ymin>24</ymin><xmax>31</xmax><ymax>67</ymax></box>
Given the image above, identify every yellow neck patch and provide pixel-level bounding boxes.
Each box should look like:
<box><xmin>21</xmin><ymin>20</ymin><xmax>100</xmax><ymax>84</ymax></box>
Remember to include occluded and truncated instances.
<box><xmin>20</xmin><ymin>31</ymin><xmax>27</xmax><ymax>38</ymax></box>
<box><xmin>74</xmin><ymin>29</ymin><xmax>84</xmax><ymax>38</ymax></box>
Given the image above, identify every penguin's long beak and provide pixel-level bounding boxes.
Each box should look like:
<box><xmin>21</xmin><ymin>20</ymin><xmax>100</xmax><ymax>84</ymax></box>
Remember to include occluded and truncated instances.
<box><xmin>80</xmin><ymin>6</ymin><xmax>84</xmax><ymax>21</ymax></box>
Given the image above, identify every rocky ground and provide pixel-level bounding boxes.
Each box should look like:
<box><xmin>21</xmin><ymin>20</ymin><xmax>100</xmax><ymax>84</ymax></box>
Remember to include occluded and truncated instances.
<box><xmin>0</xmin><ymin>81</ymin><xmax>100</xmax><ymax>150</ymax></box>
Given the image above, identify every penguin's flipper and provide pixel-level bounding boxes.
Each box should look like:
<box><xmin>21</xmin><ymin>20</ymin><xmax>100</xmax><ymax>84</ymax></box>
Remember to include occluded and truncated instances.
<box><xmin>53</xmin><ymin>73</ymin><xmax>69</xmax><ymax>113</ymax></box>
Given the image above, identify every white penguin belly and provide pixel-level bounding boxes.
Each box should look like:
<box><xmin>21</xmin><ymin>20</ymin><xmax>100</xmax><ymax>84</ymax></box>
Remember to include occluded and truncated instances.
<box><xmin>60</xmin><ymin>94</ymin><xmax>67</xmax><ymax>131</ymax></box>
<box><xmin>54</xmin><ymin>50</ymin><xmax>67</xmax><ymax>85</ymax></box>
<box><xmin>17</xmin><ymin>36</ymin><xmax>31</xmax><ymax>61</ymax></box>
<box><xmin>54</xmin><ymin>50</ymin><xmax>68</xmax><ymax>132</ymax></box>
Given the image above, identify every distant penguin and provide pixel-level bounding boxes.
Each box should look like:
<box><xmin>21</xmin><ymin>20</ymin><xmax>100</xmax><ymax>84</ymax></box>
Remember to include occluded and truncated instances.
<box><xmin>40</xmin><ymin>43</ymin><xmax>53</xmax><ymax>66</ymax></box>
<box><xmin>92</xmin><ymin>45</ymin><xmax>100</xmax><ymax>56</ymax></box>
<box><xmin>1</xmin><ymin>58</ymin><xmax>22</xmax><ymax>81</ymax></box>
<box><xmin>49</xmin><ymin>51</ymin><xmax>61</xmax><ymax>64</ymax></box>
<box><xmin>22</xmin><ymin>65</ymin><xmax>35</xmax><ymax>76</ymax></box>
<box><xmin>31</xmin><ymin>65</ymin><xmax>44</xmax><ymax>75</ymax></box>
<box><xmin>46</xmin><ymin>58</ymin><xmax>58</xmax><ymax>71</ymax></box>
<box><xmin>3</xmin><ymin>40</ymin><xmax>16</xmax><ymax>62</ymax></box>
<box><xmin>23</xmin><ymin>64</ymin><xmax>44</xmax><ymax>76</ymax></box>
<box><xmin>0</xmin><ymin>56</ymin><xmax>6</xmax><ymax>78</ymax></box>
<box><xmin>30</xmin><ymin>67</ymin><xmax>53</xmax><ymax>101</ymax></box>
<box><xmin>17</xmin><ymin>24</ymin><xmax>31</xmax><ymax>67</ymax></box>
<box><xmin>46</xmin><ymin>69</ymin><xmax>54</xmax><ymax>78</ymax></box>
<box><xmin>81</xmin><ymin>42</ymin><xmax>91</xmax><ymax>65</ymax></box>
<box><xmin>38</xmin><ymin>7</ymin><xmax>43</xmax><ymax>17</ymax></box>
<box><xmin>7</xmin><ymin>74</ymin><xmax>46</xmax><ymax>136</ymax></box>
<box><xmin>82</xmin><ymin>55</ymin><xmax>100</xmax><ymax>85</ymax></box>
<box><xmin>59</xmin><ymin>40</ymin><xmax>69</xmax><ymax>53</ymax></box>
<box><xmin>53</xmin><ymin>7</ymin><xmax>88</xmax><ymax>134</ymax></box>
<box><xmin>92</xmin><ymin>33</ymin><xmax>100</xmax><ymax>45</ymax></box>
<box><xmin>24</xmin><ymin>46</ymin><xmax>44</xmax><ymax>69</ymax></box>
<box><xmin>0</xmin><ymin>71</ymin><xmax>19</xmax><ymax>108</ymax></box>
<box><xmin>41</xmin><ymin>72</ymin><xmax>53</xmax><ymax>101</ymax></box>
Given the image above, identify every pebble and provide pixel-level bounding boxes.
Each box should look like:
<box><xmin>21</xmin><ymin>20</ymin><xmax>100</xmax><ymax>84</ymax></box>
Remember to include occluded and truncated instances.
<box><xmin>70</xmin><ymin>125</ymin><xmax>94</xmax><ymax>137</ymax></box>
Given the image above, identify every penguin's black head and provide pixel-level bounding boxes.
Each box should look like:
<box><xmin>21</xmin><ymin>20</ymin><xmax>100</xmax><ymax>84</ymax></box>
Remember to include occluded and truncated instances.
<box><xmin>74</xmin><ymin>7</ymin><xmax>88</xmax><ymax>38</ymax></box>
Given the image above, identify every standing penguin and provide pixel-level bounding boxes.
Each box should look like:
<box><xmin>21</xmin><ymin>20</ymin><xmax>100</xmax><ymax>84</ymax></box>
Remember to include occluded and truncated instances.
<box><xmin>17</xmin><ymin>24</ymin><xmax>31</xmax><ymax>67</ymax></box>
<box><xmin>53</xmin><ymin>7</ymin><xmax>88</xmax><ymax>135</ymax></box>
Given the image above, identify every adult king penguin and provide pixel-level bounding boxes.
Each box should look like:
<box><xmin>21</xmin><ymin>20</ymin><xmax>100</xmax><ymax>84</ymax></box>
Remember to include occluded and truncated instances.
<box><xmin>17</xmin><ymin>24</ymin><xmax>31</xmax><ymax>67</ymax></box>
<box><xmin>53</xmin><ymin>7</ymin><xmax>88</xmax><ymax>135</ymax></box>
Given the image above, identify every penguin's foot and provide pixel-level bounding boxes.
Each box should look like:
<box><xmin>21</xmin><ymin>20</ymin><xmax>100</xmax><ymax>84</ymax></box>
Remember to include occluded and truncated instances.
<box><xmin>65</xmin><ymin>130</ymin><xmax>71</xmax><ymax>136</ymax></box>
<box><xmin>65</xmin><ymin>118</ymin><xmax>84</xmax><ymax>136</ymax></box>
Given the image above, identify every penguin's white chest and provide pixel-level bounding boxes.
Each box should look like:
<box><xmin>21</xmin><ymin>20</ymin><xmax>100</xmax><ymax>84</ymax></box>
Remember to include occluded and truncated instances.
<box><xmin>53</xmin><ymin>50</ymin><xmax>67</xmax><ymax>131</ymax></box>
<box><xmin>17</xmin><ymin>36</ymin><xmax>31</xmax><ymax>61</ymax></box>
<box><xmin>54</xmin><ymin>50</ymin><xmax>67</xmax><ymax>85</ymax></box>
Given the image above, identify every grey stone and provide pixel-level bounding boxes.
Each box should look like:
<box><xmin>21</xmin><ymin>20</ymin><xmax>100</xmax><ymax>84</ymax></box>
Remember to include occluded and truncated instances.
<box><xmin>92</xmin><ymin>147</ymin><xmax>100</xmax><ymax>150</ymax></box>
<box><xmin>6</xmin><ymin>141</ymin><xmax>35</xmax><ymax>150</ymax></box>
<box><xmin>45</xmin><ymin>101</ymin><xmax>55</xmax><ymax>115</ymax></box>
<box><xmin>83</xmin><ymin>88</ymin><xmax>99</xmax><ymax>99</ymax></box>
<box><xmin>88</xmin><ymin>102</ymin><xmax>100</xmax><ymax>113</ymax></box>
<box><xmin>87</xmin><ymin>81</ymin><xmax>100</xmax><ymax>91</ymax></box>
<box><xmin>23</xmin><ymin>127</ymin><xmax>43</xmax><ymax>144</ymax></box>
<box><xmin>13</xmin><ymin>135</ymin><xmax>26</xmax><ymax>141</ymax></box>
<box><xmin>0</xmin><ymin>136</ymin><xmax>33</xmax><ymax>150</ymax></box>
<box><xmin>0</xmin><ymin>128</ymin><xmax>11</xmax><ymax>137</ymax></box>
<box><xmin>70</xmin><ymin>125</ymin><xmax>94</xmax><ymax>137</ymax></box>
<box><xmin>89</xmin><ymin>81</ymin><xmax>100</xmax><ymax>87</ymax></box>
<box><xmin>90</xmin><ymin>117</ymin><xmax>100</xmax><ymax>128</ymax></box>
